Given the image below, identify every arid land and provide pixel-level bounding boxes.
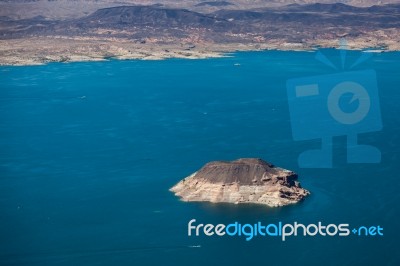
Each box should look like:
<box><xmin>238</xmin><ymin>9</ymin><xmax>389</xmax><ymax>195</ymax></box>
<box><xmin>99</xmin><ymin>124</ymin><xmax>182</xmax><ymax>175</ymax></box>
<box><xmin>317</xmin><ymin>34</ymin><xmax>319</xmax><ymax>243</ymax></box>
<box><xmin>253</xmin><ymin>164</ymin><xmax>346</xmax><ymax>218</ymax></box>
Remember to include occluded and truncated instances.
<box><xmin>1</xmin><ymin>2</ymin><xmax>400</xmax><ymax>65</ymax></box>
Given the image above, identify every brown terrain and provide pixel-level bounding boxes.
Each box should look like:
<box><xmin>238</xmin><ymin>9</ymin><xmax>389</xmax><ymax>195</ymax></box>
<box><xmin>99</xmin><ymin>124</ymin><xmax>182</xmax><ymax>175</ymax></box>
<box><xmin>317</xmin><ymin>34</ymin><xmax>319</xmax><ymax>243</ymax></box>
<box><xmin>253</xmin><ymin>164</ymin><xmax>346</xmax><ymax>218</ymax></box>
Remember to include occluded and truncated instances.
<box><xmin>0</xmin><ymin>0</ymin><xmax>400</xmax><ymax>65</ymax></box>
<box><xmin>170</xmin><ymin>158</ymin><xmax>310</xmax><ymax>207</ymax></box>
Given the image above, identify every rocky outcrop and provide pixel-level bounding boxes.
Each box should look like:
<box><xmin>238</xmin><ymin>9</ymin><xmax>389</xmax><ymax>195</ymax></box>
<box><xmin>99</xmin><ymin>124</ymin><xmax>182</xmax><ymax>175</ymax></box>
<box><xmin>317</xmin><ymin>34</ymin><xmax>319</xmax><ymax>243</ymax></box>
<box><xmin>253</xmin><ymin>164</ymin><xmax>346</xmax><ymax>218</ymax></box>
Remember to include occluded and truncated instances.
<box><xmin>170</xmin><ymin>158</ymin><xmax>309</xmax><ymax>207</ymax></box>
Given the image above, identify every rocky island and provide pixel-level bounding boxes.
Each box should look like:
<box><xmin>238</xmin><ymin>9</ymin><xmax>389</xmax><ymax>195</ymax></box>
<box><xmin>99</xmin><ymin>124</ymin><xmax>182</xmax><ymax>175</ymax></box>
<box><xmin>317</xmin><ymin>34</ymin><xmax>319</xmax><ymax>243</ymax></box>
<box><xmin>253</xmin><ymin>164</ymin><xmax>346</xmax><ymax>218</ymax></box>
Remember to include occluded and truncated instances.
<box><xmin>170</xmin><ymin>158</ymin><xmax>309</xmax><ymax>207</ymax></box>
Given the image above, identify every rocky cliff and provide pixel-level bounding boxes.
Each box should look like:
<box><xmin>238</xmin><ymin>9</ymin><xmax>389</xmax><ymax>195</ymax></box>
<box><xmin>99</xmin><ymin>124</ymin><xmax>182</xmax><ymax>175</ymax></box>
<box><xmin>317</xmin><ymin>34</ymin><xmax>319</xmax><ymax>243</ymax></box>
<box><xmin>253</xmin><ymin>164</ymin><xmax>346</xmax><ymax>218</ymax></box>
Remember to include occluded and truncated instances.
<box><xmin>170</xmin><ymin>158</ymin><xmax>309</xmax><ymax>207</ymax></box>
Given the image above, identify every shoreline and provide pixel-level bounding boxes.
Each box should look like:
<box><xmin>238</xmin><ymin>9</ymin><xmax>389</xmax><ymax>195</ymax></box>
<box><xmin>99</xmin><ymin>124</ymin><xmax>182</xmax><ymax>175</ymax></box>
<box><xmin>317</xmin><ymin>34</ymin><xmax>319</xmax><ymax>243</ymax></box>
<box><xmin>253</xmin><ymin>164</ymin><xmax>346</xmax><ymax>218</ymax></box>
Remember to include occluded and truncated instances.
<box><xmin>0</xmin><ymin>36</ymin><xmax>398</xmax><ymax>66</ymax></box>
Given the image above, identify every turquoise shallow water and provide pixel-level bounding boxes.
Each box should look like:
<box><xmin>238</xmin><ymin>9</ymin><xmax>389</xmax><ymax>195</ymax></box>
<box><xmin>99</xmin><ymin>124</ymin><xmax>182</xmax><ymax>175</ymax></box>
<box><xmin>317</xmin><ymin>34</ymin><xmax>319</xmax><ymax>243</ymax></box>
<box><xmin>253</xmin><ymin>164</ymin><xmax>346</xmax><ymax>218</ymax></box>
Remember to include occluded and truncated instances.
<box><xmin>0</xmin><ymin>50</ymin><xmax>399</xmax><ymax>265</ymax></box>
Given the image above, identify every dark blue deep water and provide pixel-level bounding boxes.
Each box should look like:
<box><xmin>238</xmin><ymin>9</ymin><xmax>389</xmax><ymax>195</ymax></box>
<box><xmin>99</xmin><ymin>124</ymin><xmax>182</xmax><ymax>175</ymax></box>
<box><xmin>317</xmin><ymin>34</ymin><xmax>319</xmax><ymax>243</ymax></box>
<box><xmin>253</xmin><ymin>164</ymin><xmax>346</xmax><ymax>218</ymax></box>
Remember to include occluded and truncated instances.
<box><xmin>0</xmin><ymin>50</ymin><xmax>399</xmax><ymax>265</ymax></box>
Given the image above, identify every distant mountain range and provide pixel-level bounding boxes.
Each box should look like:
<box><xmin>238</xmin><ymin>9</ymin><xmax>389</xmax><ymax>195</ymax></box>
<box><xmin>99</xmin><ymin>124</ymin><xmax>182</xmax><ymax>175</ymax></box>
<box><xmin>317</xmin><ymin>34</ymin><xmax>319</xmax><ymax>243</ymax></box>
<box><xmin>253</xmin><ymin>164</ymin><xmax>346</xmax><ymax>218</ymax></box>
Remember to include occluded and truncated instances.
<box><xmin>1</xmin><ymin>3</ymin><xmax>399</xmax><ymax>42</ymax></box>
<box><xmin>1</xmin><ymin>0</ymin><xmax>400</xmax><ymax>19</ymax></box>
<box><xmin>0</xmin><ymin>1</ymin><xmax>399</xmax><ymax>65</ymax></box>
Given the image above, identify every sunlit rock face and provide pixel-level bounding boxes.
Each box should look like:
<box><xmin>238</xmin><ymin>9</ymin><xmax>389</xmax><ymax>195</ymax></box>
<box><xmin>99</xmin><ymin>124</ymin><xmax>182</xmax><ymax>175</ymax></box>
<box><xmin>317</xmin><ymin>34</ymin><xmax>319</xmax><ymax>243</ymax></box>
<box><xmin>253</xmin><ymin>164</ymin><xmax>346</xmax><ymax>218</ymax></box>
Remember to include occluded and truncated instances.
<box><xmin>170</xmin><ymin>158</ymin><xmax>310</xmax><ymax>207</ymax></box>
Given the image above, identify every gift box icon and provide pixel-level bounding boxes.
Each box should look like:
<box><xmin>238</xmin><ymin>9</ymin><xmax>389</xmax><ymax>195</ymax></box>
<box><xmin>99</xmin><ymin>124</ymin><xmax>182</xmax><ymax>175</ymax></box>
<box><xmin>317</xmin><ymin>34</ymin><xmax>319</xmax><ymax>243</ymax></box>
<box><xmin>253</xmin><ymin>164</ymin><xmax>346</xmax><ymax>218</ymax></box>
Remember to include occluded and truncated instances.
<box><xmin>286</xmin><ymin>50</ymin><xmax>382</xmax><ymax>168</ymax></box>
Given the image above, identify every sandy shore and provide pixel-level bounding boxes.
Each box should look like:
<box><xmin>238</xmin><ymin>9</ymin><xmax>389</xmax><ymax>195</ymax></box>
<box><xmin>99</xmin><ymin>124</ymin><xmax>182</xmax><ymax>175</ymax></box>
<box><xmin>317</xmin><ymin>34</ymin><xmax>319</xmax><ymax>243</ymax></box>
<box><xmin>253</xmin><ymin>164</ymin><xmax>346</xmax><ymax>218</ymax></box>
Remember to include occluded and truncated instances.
<box><xmin>1</xmin><ymin>34</ymin><xmax>399</xmax><ymax>66</ymax></box>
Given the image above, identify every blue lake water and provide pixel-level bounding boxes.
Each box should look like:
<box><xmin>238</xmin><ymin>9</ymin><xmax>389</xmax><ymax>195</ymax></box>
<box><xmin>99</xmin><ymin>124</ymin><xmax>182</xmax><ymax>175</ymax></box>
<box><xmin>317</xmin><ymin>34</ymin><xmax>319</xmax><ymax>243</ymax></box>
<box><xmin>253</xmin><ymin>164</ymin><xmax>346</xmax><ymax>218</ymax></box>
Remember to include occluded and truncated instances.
<box><xmin>0</xmin><ymin>50</ymin><xmax>399</xmax><ymax>265</ymax></box>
